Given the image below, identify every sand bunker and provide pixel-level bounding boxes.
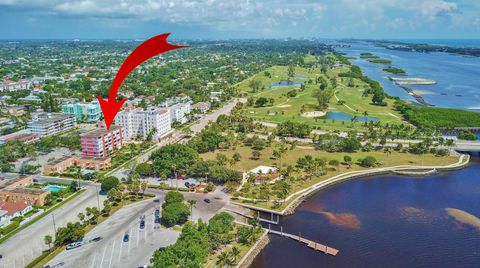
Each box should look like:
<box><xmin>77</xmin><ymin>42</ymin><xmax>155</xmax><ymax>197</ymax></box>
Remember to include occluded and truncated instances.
<box><xmin>446</xmin><ymin>208</ymin><xmax>480</xmax><ymax>230</ymax></box>
<box><xmin>277</xmin><ymin>104</ymin><xmax>291</xmax><ymax>108</ymax></box>
<box><xmin>301</xmin><ymin>111</ymin><xmax>326</xmax><ymax>118</ymax></box>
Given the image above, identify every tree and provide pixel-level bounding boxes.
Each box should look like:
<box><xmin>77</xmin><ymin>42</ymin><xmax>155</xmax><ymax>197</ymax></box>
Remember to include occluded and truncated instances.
<box><xmin>231</xmin><ymin>246</ymin><xmax>240</xmax><ymax>262</ymax></box>
<box><xmin>77</xmin><ymin>212</ymin><xmax>85</xmax><ymax>225</ymax></box>
<box><xmin>359</xmin><ymin>156</ymin><xmax>377</xmax><ymax>167</ymax></box>
<box><xmin>44</xmin><ymin>235</ymin><xmax>53</xmax><ymax>249</ymax></box>
<box><xmin>248</xmin><ymin>78</ymin><xmax>261</xmax><ymax>93</ymax></box>
<box><xmin>150</xmin><ymin>144</ymin><xmax>199</xmax><ymax>176</ymax></box>
<box><xmin>255</xmin><ymin>97</ymin><xmax>268</xmax><ymax>107</ymax></box>
<box><xmin>372</xmin><ymin>91</ymin><xmax>385</xmax><ymax>106</ymax></box>
<box><xmin>313</xmin><ymin>88</ymin><xmax>334</xmax><ymax>109</ymax></box>
<box><xmin>208</xmin><ymin>212</ymin><xmax>234</xmax><ymax>249</ymax></box>
<box><xmin>140</xmin><ymin>181</ymin><xmax>148</xmax><ymax>194</ymax></box>
<box><xmin>101</xmin><ymin>176</ymin><xmax>119</xmax><ymax>192</ymax></box>
<box><xmin>54</xmin><ymin>222</ymin><xmax>85</xmax><ymax>246</ymax></box>
<box><xmin>251</xmin><ymin>150</ymin><xmax>261</xmax><ymax>160</ymax></box>
<box><xmin>287</xmin><ymin>64</ymin><xmax>295</xmax><ymax>78</ymax></box>
<box><xmin>344</xmin><ymin>155</ymin><xmax>352</xmax><ymax>167</ymax></box>
<box><xmin>232</xmin><ymin>152</ymin><xmax>241</xmax><ymax>162</ymax></box>
<box><xmin>135</xmin><ymin>163</ymin><xmax>154</xmax><ymax>176</ymax></box>
<box><xmin>161</xmin><ymin>202</ymin><xmax>190</xmax><ymax>227</ymax></box>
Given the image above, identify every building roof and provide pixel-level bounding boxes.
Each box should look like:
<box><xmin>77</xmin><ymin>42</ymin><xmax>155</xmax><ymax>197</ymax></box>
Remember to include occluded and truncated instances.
<box><xmin>0</xmin><ymin>174</ymin><xmax>32</xmax><ymax>189</ymax></box>
<box><xmin>4</xmin><ymin>187</ymin><xmax>48</xmax><ymax>195</ymax></box>
<box><xmin>249</xmin><ymin>165</ymin><xmax>277</xmax><ymax>175</ymax></box>
<box><xmin>30</xmin><ymin>113</ymin><xmax>74</xmax><ymax>125</ymax></box>
<box><xmin>80</xmin><ymin>126</ymin><xmax>122</xmax><ymax>138</ymax></box>
<box><xmin>0</xmin><ymin>201</ymin><xmax>30</xmax><ymax>215</ymax></box>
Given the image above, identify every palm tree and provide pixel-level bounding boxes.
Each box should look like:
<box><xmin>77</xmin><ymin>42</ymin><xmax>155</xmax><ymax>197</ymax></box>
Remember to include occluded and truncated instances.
<box><xmin>187</xmin><ymin>199</ymin><xmax>196</xmax><ymax>220</ymax></box>
<box><xmin>77</xmin><ymin>212</ymin><xmax>85</xmax><ymax>225</ymax></box>
<box><xmin>231</xmin><ymin>246</ymin><xmax>240</xmax><ymax>262</ymax></box>
<box><xmin>362</xmin><ymin>111</ymin><xmax>369</xmax><ymax>126</ymax></box>
<box><xmin>44</xmin><ymin>235</ymin><xmax>53</xmax><ymax>250</ymax></box>
<box><xmin>216</xmin><ymin>251</ymin><xmax>231</xmax><ymax>267</ymax></box>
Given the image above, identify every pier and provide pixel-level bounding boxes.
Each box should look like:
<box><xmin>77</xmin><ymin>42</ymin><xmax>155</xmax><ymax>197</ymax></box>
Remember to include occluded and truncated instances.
<box><xmin>268</xmin><ymin>229</ymin><xmax>339</xmax><ymax>256</ymax></box>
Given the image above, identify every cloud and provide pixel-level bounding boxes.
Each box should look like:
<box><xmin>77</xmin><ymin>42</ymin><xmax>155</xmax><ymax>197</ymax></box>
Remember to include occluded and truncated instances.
<box><xmin>0</xmin><ymin>0</ymin><xmax>478</xmax><ymax>38</ymax></box>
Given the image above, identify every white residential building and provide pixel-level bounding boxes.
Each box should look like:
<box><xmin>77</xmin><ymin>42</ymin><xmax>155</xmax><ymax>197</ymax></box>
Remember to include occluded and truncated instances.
<box><xmin>115</xmin><ymin>107</ymin><xmax>171</xmax><ymax>140</ymax></box>
<box><xmin>0</xmin><ymin>79</ymin><xmax>31</xmax><ymax>92</ymax></box>
<box><xmin>158</xmin><ymin>97</ymin><xmax>192</xmax><ymax>124</ymax></box>
<box><xmin>27</xmin><ymin>113</ymin><xmax>76</xmax><ymax>137</ymax></box>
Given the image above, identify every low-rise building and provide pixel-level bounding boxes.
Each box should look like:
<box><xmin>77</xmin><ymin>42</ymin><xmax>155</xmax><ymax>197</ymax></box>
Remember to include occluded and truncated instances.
<box><xmin>243</xmin><ymin>165</ymin><xmax>283</xmax><ymax>185</ymax></box>
<box><xmin>0</xmin><ymin>131</ymin><xmax>38</xmax><ymax>145</ymax></box>
<box><xmin>80</xmin><ymin>126</ymin><xmax>124</xmax><ymax>157</ymax></box>
<box><xmin>0</xmin><ymin>174</ymin><xmax>33</xmax><ymax>190</ymax></box>
<box><xmin>27</xmin><ymin>113</ymin><xmax>76</xmax><ymax>137</ymax></box>
<box><xmin>1</xmin><ymin>105</ymin><xmax>27</xmax><ymax>116</ymax></box>
<box><xmin>115</xmin><ymin>107</ymin><xmax>171</xmax><ymax>140</ymax></box>
<box><xmin>0</xmin><ymin>201</ymin><xmax>33</xmax><ymax>218</ymax></box>
<box><xmin>0</xmin><ymin>79</ymin><xmax>31</xmax><ymax>92</ymax></box>
<box><xmin>192</xmin><ymin>102</ymin><xmax>211</xmax><ymax>114</ymax></box>
<box><xmin>43</xmin><ymin>156</ymin><xmax>111</xmax><ymax>174</ymax></box>
<box><xmin>0</xmin><ymin>188</ymin><xmax>49</xmax><ymax>206</ymax></box>
<box><xmin>61</xmin><ymin>100</ymin><xmax>101</xmax><ymax>122</ymax></box>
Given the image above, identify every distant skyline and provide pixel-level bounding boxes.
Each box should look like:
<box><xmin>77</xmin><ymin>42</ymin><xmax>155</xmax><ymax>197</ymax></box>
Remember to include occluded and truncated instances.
<box><xmin>1</xmin><ymin>0</ymin><xmax>480</xmax><ymax>40</ymax></box>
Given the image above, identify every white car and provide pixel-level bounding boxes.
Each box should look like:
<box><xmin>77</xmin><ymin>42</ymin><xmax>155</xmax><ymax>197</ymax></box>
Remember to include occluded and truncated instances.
<box><xmin>66</xmin><ymin>242</ymin><xmax>82</xmax><ymax>250</ymax></box>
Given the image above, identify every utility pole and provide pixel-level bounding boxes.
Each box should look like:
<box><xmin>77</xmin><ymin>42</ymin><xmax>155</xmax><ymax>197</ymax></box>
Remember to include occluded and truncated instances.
<box><xmin>95</xmin><ymin>185</ymin><xmax>101</xmax><ymax>210</ymax></box>
<box><xmin>52</xmin><ymin>214</ymin><xmax>57</xmax><ymax>234</ymax></box>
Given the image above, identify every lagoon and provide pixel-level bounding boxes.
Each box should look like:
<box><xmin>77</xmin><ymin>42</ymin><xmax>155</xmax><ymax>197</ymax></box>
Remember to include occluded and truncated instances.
<box><xmin>325</xmin><ymin>111</ymin><xmax>379</xmax><ymax>122</ymax></box>
<box><xmin>267</xmin><ymin>81</ymin><xmax>303</xmax><ymax>88</ymax></box>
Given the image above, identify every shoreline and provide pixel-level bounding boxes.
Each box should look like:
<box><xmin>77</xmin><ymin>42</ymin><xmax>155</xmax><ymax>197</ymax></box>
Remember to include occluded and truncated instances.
<box><xmin>236</xmin><ymin>230</ymin><xmax>270</xmax><ymax>268</ymax></box>
<box><xmin>233</xmin><ymin>154</ymin><xmax>470</xmax><ymax>216</ymax></box>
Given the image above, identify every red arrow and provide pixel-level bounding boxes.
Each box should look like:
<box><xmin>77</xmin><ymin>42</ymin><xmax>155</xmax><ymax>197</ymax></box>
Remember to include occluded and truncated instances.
<box><xmin>97</xmin><ymin>33</ymin><xmax>187</xmax><ymax>129</ymax></box>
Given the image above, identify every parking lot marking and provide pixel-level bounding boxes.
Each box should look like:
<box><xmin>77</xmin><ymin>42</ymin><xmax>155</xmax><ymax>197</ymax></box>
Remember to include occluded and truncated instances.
<box><xmin>108</xmin><ymin>238</ymin><xmax>116</xmax><ymax>268</ymax></box>
<box><xmin>118</xmin><ymin>234</ymin><xmax>124</xmax><ymax>263</ymax></box>
<box><xmin>90</xmin><ymin>253</ymin><xmax>97</xmax><ymax>268</ymax></box>
<box><xmin>99</xmin><ymin>244</ymin><xmax>107</xmax><ymax>267</ymax></box>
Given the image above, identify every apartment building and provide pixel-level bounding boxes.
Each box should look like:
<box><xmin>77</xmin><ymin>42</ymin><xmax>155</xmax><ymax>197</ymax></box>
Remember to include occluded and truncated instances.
<box><xmin>0</xmin><ymin>79</ymin><xmax>31</xmax><ymax>92</ymax></box>
<box><xmin>115</xmin><ymin>107</ymin><xmax>171</xmax><ymax>140</ymax></box>
<box><xmin>158</xmin><ymin>97</ymin><xmax>192</xmax><ymax>124</ymax></box>
<box><xmin>27</xmin><ymin>113</ymin><xmax>76</xmax><ymax>137</ymax></box>
<box><xmin>80</xmin><ymin>126</ymin><xmax>124</xmax><ymax>158</ymax></box>
<box><xmin>61</xmin><ymin>100</ymin><xmax>101</xmax><ymax>122</ymax></box>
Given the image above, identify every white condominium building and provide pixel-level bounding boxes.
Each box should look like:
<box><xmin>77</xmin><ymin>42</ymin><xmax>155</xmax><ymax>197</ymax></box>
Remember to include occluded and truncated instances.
<box><xmin>27</xmin><ymin>113</ymin><xmax>76</xmax><ymax>137</ymax></box>
<box><xmin>168</xmin><ymin>102</ymin><xmax>191</xmax><ymax>124</ymax></box>
<box><xmin>114</xmin><ymin>107</ymin><xmax>171</xmax><ymax>140</ymax></box>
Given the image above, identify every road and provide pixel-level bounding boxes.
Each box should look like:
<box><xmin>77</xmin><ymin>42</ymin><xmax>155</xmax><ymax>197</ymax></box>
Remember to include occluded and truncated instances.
<box><xmin>111</xmin><ymin>98</ymin><xmax>244</xmax><ymax>179</ymax></box>
<box><xmin>0</xmin><ymin>180</ymin><xmax>105</xmax><ymax>268</ymax></box>
<box><xmin>46</xmin><ymin>188</ymin><xmax>228</xmax><ymax>268</ymax></box>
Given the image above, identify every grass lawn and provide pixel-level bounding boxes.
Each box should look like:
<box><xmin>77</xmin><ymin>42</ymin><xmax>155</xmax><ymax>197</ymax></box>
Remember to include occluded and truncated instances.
<box><xmin>201</xmin><ymin>144</ymin><xmax>457</xmax><ymax>173</ymax></box>
<box><xmin>239</xmin><ymin>62</ymin><xmax>407</xmax><ymax>132</ymax></box>
<box><xmin>202</xmin><ymin>144</ymin><xmax>459</xmax><ymax>210</ymax></box>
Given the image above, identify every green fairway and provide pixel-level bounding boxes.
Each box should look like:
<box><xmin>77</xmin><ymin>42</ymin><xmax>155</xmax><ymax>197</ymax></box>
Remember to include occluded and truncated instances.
<box><xmin>239</xmin><ymin>62</ymin><xmax>407</xmax><ymax>132</ymax></box>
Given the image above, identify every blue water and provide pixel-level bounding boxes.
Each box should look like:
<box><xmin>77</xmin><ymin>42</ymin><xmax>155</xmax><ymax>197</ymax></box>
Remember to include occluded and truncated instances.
<box><xmin>252</xmin><ymin>157</ymin><xmax>480</xmax><ymax>268</ymax></box>
<box><xmin>337</xmin><ymin>41</ymin><xmax>480</xmax><ymax>111</ymax></box>
<box><xmin>396</xmin><ymin>39</ymin><xmax>480</xmax><ymax>48</ymax></box>
<box><xmin>325</xmin><ymin>111</ymin><xmax>379</xmax><ymax>122</ymax></box>
<box><xmin>267</xmin><ymin>81</ymin><xmax>303</xmax><ymax>88</ymax></box>
<box><xmin>43</xmin><ymin>185</ymin><xmax>66</xmax><ymax>193</ymax></box>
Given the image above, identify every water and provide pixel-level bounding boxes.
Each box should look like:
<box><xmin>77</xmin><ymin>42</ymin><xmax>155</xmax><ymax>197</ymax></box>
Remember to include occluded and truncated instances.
<box><xmin>336</xmin><ymin>41</ymin><xmax>480</xmax><ymax>111</ymax></box>
<box><xmin>43</xmin><ymin>185</ymin><xmax>66</xmax><ymax>193</ymax></box>
<box><xmin>267</xmin><ymin>81</ymin><xmax>303</xmax><ymax>88</ymax></box>
<box><xmin>396</xmin><ymin>39</ymin><xmax>480</xmax><ymax>48</ymax></box>
<box><xmin>251</xmin><ymin>157</ymin><xmax>480</xmax><ymax>268</ymax></box>
<box><xmin>325</xmin><ymin>111</ymin><xmax>378</xmax><ymax>122</ymax></box>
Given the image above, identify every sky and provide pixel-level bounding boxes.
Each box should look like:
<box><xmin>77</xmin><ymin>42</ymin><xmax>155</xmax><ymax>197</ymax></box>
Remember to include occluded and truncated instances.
<box><xmin>0</xmin><ymin>0</ymin><xmax>479</xmax><ymax>40</ymax></box>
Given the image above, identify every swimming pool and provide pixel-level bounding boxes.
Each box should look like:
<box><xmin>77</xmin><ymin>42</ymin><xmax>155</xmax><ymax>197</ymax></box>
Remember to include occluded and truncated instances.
<box><xmin>43</xmin><ymin>185</ymin><xmax>67</xmax><ymax>193</ymax></box>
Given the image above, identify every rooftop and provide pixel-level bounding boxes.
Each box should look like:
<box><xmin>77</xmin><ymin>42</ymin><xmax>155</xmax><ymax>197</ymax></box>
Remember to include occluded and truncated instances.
<box><xmin>80</xmin><ymin>126</ymin><xmax>122</xmax><ymax>138</ymax></box>
<box><xmin>3</xmin><ymin>187</ymin><xmax>48</xmax><ymax>195</ymax></box>
<box><xmin>0</xmin><ymin>201</ymin><xmax>30</xmax><ymax>215</ymax></box>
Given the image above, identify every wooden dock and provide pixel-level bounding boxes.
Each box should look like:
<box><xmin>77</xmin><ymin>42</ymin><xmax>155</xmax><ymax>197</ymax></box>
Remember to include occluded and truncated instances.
<box><xmin>268</xmin><ymin>229</ymin><xmax>339</xmax><ymax>256</ymax></box>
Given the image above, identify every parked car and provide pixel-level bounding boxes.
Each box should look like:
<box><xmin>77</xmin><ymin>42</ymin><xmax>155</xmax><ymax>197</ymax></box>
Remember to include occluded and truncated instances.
<box><xmin>140</xmin><ymin>219</ymin><xmax>145</xmax><ymax>229</ymax></box>
<box><xmin>184</xmin><ymin>182</ymin><xmax>190</xmax><ymax>187</ymax></box>
<box><xmin>123</xmin><ymin>233</ymin><xmax>129</xmax><ymax>242</ymax></box>
<box><xmin>66</xmin><ymin>242</ymin><xmax>82</xmax><ymax>250</ymax></box>
<box><xmin>203</xmin><ymin>198</ymin><xmax>211</xmax><ymax>203</ymax></box>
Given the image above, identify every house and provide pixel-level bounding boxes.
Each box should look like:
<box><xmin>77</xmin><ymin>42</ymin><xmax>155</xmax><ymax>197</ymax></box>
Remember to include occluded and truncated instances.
<box><xmin>0</xmin><ymin>188</ymin><xmax>49</xmax><ymax>206</ymax></box>
<box><xmin>0</xmin><ymin>201</ymin><xmax>33</xmax><ymax>219</ymax></box>
<box><xmin>244</xmin><ymin>165</ymin><xmax>283</xmax><ymax>185</ymax></box>
<box><xmin>0</xmin><ymin>79</ymin><xmax>31</xmax><ymax>92</ymax></box>
<box><xmin>158</xmin><ymin>97</ymin><xmax>192</xmax><ymax>124</ymax></box>
<box><xmin>0</xmin><ymin>210</ymin><xmax>10</xmax><ymax>228</ymax></box>
<box><xmin>1</xmin><ymin>105</ymin><xmax>27</xmax><ymax>116</ymax></box>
